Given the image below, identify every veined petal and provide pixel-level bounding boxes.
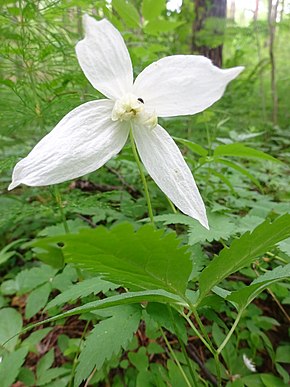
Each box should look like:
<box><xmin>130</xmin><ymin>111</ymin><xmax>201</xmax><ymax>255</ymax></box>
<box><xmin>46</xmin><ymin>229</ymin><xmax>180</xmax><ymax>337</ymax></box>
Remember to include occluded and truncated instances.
<box><xmin>132</xmin><ymin>124</ymin><xmax>208</xmax><ymax>228</ymax></box>
<box><xmin>133</xmin><ymin>55</ymin><xmax>244</xmax><ymax>117</ymax></box>
<box><xmin>9</xmin><ymin>100</ymin><xmax>129</xmax><ymax>190</ymax></box>
<box><xmin>76</xmin><ymin>15</ymin><xmax>133</xmax><ymax>100</ymax></box>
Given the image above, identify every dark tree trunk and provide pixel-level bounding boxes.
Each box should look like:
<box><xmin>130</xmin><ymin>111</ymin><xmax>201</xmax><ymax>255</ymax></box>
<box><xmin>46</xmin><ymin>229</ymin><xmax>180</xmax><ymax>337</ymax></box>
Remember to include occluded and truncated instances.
<box><xmin>192</xmin><ymin>0</ymin><xmax>227</xmax><ymax>67</ymax></box>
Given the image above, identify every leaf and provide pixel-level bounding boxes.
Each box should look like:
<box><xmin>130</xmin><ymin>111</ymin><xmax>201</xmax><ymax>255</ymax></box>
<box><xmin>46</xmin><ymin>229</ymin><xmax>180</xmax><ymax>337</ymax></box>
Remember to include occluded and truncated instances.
<box><xmin>213</xmin><ymin>143</ymin><xmax>281</xmax><ymax>163</ymax></box>
<box><xmin>0</xmin><ymin>308</ymin><xmax>23</xmax><ymax>352</ymax></box>
<box><xmin>146</xmin><ymin>303</ymin><xmax>187</xmax><ymax>343</ymax></box>
<box><xmin>15</xmin><ymin>265</ymin><xmax>57</xmax><ymax>294</ymax></box>
<box><xmin>0</xmin><ymin>348</ymin><xmax>28</xmax><ymax>387</ymax></box>
<box><xmin>142</xmin><ymin>0</ymin><xmax>166</xmax><ymax>21</ymax></box>
<box><xmin>25</xmin><ymin>282</ymin><xmax>52</xmax><ymax>319</ymax></box>
<box><xmin>276</xmin><ymin>345</ymin><xmax>290</xmax><ymax>363</ymax></box>
<box><xmin>112</xmin><ymin>0</ymin><xmax>140</xmax><ymax>28</ymax></box>
<box><xmin>21</xmin><ymin>328</ymin><xmax>52</xmax><ymax>352</ymax></box>
<box><xmin>198</xmin><ymin>214</ymin><xmax>290</xmax><ymax>302</ymax></box>
<box><xmin>227</xmin><ymin>264</ymin><xmax>290</xmax><ymax>310</ymax></box>
<box><xmin>278</xmin><ymin>238</ymin><xmax>290</xmax><ymax>256</ymax></box>
<box><xmin>214</xmin><ymin>158</ymin><xmax>263</xmax><ymax>190</ymax></box>
<box><xmin>22</xmin><ymin>290</ymin><xmax>184</xmax><ymax>335</ymax></box>
<box><xmin>144</xmin><ymin>19</ymin><xmax>183</xmax><ymax>35</ymax></box>
<box><xmin>46</xmin><ymin>277</ymin><xmax>118</xmax><ymax>310</ymax></box>
<box><xmin>174</xmin><ymin>137</ymin><xmax>208</xmax><ymax>157</ymax></box>
<box><xmin>75</xmin><ymin>305</ymin><xmax>142</xmax><ymax>386</ymax></box>
<box><xmin>0</xmin><ymin>239</ymin><xmax>27</xmax><ymax>265</ymax></box>
<box><xmin>35</xmin><ymin>223</ymin><xmax>192</xmax><ymax>296</ymax></box>
<box><xmin>154</xmin><ymin>213</ymin><xmax>236</xmax><ymax>245</ymax></box>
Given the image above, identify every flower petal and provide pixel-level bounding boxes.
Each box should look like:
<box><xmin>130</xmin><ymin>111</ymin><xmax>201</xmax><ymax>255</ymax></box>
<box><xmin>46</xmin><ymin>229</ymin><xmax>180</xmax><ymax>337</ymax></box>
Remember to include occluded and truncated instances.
<box><xmin>76</xmin><ymin>15</ymin><xmax>133</xmax><ymax>100</ymax></box>
<box><xmin>132</xmin><ymin>123</ymin><xmax>208</xmax><ymax>228</ymax></box>
<box><xmin>9</xmin><ymin>100</ymin><xmax>129</xmax><ymax>190</ymax></box>
<box><xmin>133</xmin><ymin>55</ymin><xmax>244</xmax><ymax>117</ymax></box>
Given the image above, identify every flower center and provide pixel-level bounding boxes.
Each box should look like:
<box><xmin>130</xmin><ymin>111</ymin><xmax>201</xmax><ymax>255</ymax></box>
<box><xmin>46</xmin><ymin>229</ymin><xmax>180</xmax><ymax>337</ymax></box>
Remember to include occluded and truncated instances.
<box><xmin>111</xmin><ymin>93</ymin><xmax>157</xmax><ymax>130</ymax></box>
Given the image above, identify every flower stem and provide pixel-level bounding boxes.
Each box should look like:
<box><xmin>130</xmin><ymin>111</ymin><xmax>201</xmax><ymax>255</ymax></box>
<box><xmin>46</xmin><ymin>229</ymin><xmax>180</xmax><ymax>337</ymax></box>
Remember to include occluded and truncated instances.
<box><xmin>217</xmin><ymin>310</ymin><xmax>243</xmax><ymax>355</ymax></box>
<box><xmin>160</xmin><ymin>328</ymin><xmax>192</xmax><ymax>387</ymax></box>
<box><xmin>53</xmin><ymin>186</ymin><xmax>69</xmax><ymax>234</ymax></box>
<box><xmin>129</xmin><ymin>128</ymin><xmax>154</xmax><ymax>225</ymax></box>
<box><xmin>167</xmin><ymin>306</ymin><xmax>198</xmax><ymax>386</ymax></box>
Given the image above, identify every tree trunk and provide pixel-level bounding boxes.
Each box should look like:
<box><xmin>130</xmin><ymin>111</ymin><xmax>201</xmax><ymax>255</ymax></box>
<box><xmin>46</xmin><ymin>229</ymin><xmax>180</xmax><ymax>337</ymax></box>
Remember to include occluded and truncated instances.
<box><xmin>192</xmin><ymin>0</ymin><xmax>227</xmax><ymax>67</ymax></box>
<box><xmin>268</xmin><ymin>0</ymin><xmax>279</xmax><ymax>124</ymax></box>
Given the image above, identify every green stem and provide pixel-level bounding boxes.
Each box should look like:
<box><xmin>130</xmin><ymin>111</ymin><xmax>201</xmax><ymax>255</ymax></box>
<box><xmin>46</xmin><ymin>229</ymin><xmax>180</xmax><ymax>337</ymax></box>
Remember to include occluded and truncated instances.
<box><xmin>186</xmin><ymin>305</ymin><xmax>222</xmax><ymax>386</ymax></box>
<box><xmin>53</xmin><ymin>186</ymin><xmax>69</xmax><ymax>234</ymax></box>
<box><xmin>160</xmin><ymin>328</ymin><xmax>192</xmax><ymax>387</ymax></box>
<box><xmin>214</xmin><ymin>352</ymin><xmax>222</xmax><ymax>386</ymax></box>
<box><xmin>217</xmin><ymin>310</ymin><xmax>243</xmax><ymax>355</ymax></box>
<box><xmin>167</xmin><ymin>196</ymin><xmax>177</xmax><ymax>214</ymax></box>
<box><xmin>182</xmin><ymin>312</ymin><xmax>213</xmax><ymax>355</ymax></box>
<box><xmin>266</xmin><ymin>251</ymin><xmax>288</xmax><ymax>264</ymax></box>
<box><xmin>68</xmin><ymin>320</ymin><xmax>91</xmax><ymax>387</ymax></box>
<box><xmin>167</xmin><ymin>307</ymin><xmax>197</xmax><ymax>386</ymax></box>
<box><xmin>129</xmin><ymin>128</ymin><xmax>154</xmax><ymax>225</ymax></box>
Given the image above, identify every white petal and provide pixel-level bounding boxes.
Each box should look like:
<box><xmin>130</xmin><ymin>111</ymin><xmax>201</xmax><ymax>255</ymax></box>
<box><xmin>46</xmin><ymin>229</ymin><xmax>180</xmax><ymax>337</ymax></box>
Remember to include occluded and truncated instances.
<box><xmin>132</xmin><ymin>124</ymin><xmax>208</xmax><ymax>228</ymax></box>
<box><xmin>9</xmin><ymin>100</ymin><xmax>129</xmax><ymax>190</ymax></box>
<box><xmin>76</xmin><ymin>15</ymin><xmax>133</xmax><ymax>100</ymax></box>
<box><xmin>133</xmin><ymin>55</ymin><xmax>244</xmax><ymax>117</ymax></box>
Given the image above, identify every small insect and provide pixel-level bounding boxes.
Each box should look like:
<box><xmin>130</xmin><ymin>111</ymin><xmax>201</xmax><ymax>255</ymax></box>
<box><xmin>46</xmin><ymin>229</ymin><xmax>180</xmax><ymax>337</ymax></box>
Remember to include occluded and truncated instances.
<box><xmin>137</xmin><ymin>98</ymin><xmax>144</xmax><ymax>104</ymax></box>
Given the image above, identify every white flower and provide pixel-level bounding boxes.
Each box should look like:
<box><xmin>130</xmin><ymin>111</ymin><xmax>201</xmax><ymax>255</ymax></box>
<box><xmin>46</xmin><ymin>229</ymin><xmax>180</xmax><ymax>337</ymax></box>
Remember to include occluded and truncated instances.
<box><xmin>243</xmin><ymin>354</ymin><xmax>256</xmax><ymax>372</ymax></box>
<box><xmin>8</xmin><ymin>15</ymin><xmax>244</xmax><ymax>229</ymax></box>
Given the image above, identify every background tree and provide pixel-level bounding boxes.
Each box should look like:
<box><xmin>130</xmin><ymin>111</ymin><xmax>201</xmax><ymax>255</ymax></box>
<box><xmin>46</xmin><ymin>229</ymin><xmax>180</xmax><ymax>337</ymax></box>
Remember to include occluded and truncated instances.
<box><xmin>192</xmin><ymin>0</ymin><xmax>227</xmax><ymax>67</ymax></box>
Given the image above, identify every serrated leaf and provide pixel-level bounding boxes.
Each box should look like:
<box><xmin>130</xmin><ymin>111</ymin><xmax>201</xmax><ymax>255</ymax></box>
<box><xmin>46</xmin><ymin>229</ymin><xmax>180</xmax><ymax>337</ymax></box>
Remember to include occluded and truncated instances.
<box><xmin>278</xmin><ymin>238</ymin><xmax>290</xmax><ymax>256</ymax></box>
<box><xmin>198</xmin><ymin>214</ymin><xmax>290</xmax><ymax>302</ymax></box>
<box><xmin>154</xmin><ymin>213</ymin><xmax>236</xmax><ymax>245</ymax></box>
<box><xmin>146</xmin><ymin>303</ymin><xmax>187</xmax><ymax>343</ymax></box>
<box><xmin>0</xmin><ymin>348</ymin><xmax>28</xmax><ymax>387</ymax></box>
<box><xmin>22</xmin><ymin>290</ymin><xmax>185</xmax><ymax>335</ymax></box>
<box><xmin>75</xmin><ymin>305</ymin><xmax>141</xmax><ymax>386</ymax></box>
<box><xmin>46</xmin><ymin>277</ymin><xmax>118</xmax><ymax>310</ymax></box>
<box><xmin>227</xmin><ymin>264</ymin><xmax>290</xmax><ymax>310</ymax></box>
<box><xmin>36</xmin><ymin>224</ymin><xmax>191</xmax><ymax>296</ymax></box>
<box><xmin>142</xmin><ymin>0</ymin><xmax>166</xmax><ymax>20</ymax></box>
<box><xmin>214</xmin><ymin>143</ymin><xmax>281</xmax><ymax>163</ymax></box>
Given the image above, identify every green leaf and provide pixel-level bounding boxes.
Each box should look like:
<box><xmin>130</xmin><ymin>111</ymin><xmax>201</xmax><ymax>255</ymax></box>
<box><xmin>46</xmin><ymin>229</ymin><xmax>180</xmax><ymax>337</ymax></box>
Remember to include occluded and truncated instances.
<box><xmin>75</xmin><ymin>305</ymin><xmax>141</xmax><ymax>387</ymax></box>
<box><xmin>112</xmin><ymin>0</ymin><xmax>140</xmax><ymax>28</ymax></box>
<box><xmin>0</xmin><ymin>348</ymin><xmax>28</xmax><ymax>387</ymax></box>
<box><xmin>144</xmin><ymin>20</ymin><xmax>183</xmax><ymax>35</ymax></box>
<box><xmin>128</xmin><ymin>347</ymin><xmax>149</xmax><ymax>371</ymax></box>
<box><xmin>21</xmin><ymin>328</ymin><xmax>52</xmax><ymax>352</ymax></box>
<box><xmin>15</xmin><ymin>265</ymin><xmax>57</xmax><ymax>294</ymax></box>
<box><xmin>22</xmin><ymin>290</ymin><xmax>184</xmax><ymax>334</ymax></box>
<box><xmin>0</xmin><ymin>308</ymin><xmax>23</xmax><ymax>352</ymax></box>
<box><xmin>198</xmin><ymin>214</ymin><xmax>290</xmax><ymax>302</ymax></box>
<box><xmin>46</xmin><ymin>277</ymin><xmax>118</xmax><ymax>310</ymax></box>
<box><xmin>276</xmin><ymin>345</ymin><xmax>290</xmax><ymax>363</ymax></box>
<box><xmin>25</xmin><ymin>282</ymin><xmax>51</xmax><ymax>319</ymax></box>
<box><xmin>174</xmin><ymin>137</ymin><xmax>208</xmax><ymax>157</ymax></box>
<box><xmin>227</xmin><ymin>264</ymin><xmax>290</xmax><ymax>310</ymax></box>
<box><xmin>142</xmin><ymin>0</ymin><xmax>166</xmax><ymax>20</ymax></box>
<box><xmin>154</xmin><ymin>213</ymin><xmax>236</xmax><ymax>245</ymax></box>
<box><xmin>213</xmin><ymin>143</ymin><xmax>281</xmax><ymax>163</ymax></box>
<box><xmin>146</xmin><ymin>303</ymin><xmax>187</xmax><ymax>343</ymax></box>
<box><xmin>37</xmin><ymin>223</ymin><xmax>191</xmax><ymax>296</ymax></box>
<box><xmin>214</xmin><ymin>158</ymin><xmax>263</xmax><ymax>190</ymax></box>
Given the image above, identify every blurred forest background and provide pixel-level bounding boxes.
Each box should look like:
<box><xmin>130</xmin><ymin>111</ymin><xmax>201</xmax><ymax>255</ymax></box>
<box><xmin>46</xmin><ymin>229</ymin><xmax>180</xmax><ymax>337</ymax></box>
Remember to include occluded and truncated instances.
<box><xmin>0</xmin><ymin>1</ymin><xmax>290</xmax><ymax>387</ymax></box>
